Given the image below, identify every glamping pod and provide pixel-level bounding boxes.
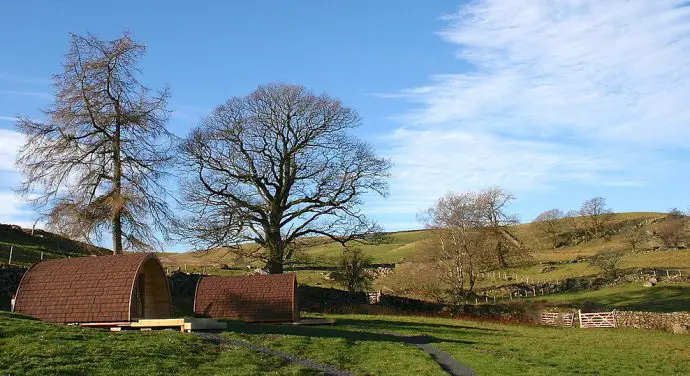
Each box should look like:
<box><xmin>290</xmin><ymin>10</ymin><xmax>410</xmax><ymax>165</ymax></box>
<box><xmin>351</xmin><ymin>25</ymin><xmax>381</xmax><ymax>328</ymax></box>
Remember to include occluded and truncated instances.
<box><xmin>194</xmin><ymin>273</ymin><xmax>298</xmax><ymax>323</ymax></box>
<box><xmin>14</xmin><ymin>253</ymin><xmax>171</xmax><ymax>323</ymax></box>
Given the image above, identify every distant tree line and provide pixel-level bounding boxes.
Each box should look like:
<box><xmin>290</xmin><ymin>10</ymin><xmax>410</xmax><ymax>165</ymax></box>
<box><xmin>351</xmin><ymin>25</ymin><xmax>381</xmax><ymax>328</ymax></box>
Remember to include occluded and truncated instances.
<box><xmin>534</xmin><ymin>199</ymin><xmax>688</xmax><ymax>252</ymax></box>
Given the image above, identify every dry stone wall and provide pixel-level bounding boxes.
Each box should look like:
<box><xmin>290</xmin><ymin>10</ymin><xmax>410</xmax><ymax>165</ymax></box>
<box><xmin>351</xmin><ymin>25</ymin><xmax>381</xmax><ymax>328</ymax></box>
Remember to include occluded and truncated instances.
<box><xmin>616</xmin><ymin>311</ymin><xmax>690</xmax><ymax>334</ymax></box>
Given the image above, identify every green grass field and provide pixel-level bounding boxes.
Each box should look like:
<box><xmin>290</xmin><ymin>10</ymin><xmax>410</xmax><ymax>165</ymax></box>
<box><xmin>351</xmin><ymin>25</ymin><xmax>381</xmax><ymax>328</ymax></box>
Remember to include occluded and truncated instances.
<box><xmin>2</xmin><ymin>311</ymin><xmax>688</xmax><ymax>376</ymax></box>
<box><xmin>522</xmin><ymin>282</ymin><xmax>690</xmax><ymax>312</ymax></box>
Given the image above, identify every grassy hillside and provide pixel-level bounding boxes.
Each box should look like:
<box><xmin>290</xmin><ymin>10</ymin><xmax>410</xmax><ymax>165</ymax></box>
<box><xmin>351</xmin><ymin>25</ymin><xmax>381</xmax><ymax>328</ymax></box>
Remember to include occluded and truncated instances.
<box><xmin>161</xmin><ymin>212</ymin><xmax>671</xmax><ymax>267</ymax></box>
<box><xmin>522</xmin><ymin>281</ymin><xmax>690</xmax><ymax>312</ymax></box>
<box><xmin>2</xmin><ymin>311</ymin><xmax>688</xmax><ymax>375</ymax></box>
<box><xmin>0</xmin><ymin>224</ymin><xmax>111</xmax><ymax>265</ymax></box>
<box><xmin>159</xmin><ymin>212</ymin><xmax>690</xmax><ymax>311</ymax></box>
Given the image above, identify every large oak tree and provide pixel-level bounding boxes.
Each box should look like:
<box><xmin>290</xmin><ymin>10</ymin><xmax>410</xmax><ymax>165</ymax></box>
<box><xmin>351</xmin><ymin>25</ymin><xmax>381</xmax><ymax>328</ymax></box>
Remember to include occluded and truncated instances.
<box><xmin>16</xmin><ymin>32</ymin><xmax>175</xmax><ymax>253</ymax></box>
<box><xmin>179</xmin><ymin>83</ymin><xmax>391</xmax><ymax>273</ymax></box>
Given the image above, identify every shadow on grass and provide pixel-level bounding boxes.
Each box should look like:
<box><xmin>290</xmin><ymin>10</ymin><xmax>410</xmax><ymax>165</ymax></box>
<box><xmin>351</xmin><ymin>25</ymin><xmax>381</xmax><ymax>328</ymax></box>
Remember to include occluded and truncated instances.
<box><xmin>334</xmin><ymin>318</ymin><xmax>502</xmax><ymax>333</ymax></box>
<box><xmin>223</xmin><ymin>320</ymin><xmax>481</xmax><ymax>345</ymax></box>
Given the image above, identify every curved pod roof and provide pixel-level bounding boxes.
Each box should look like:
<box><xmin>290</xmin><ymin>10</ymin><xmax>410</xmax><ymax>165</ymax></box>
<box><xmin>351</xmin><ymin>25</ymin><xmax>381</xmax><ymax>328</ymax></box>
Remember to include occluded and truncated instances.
<box><xmin>14</xmin><ymin>253</ymin><xmax>171</xmax><ymax>323</ymax></box>
<box><xmin>194</xmin><ymin>274</ymin><xmax>298</xmax><ymax>323</ymax></box>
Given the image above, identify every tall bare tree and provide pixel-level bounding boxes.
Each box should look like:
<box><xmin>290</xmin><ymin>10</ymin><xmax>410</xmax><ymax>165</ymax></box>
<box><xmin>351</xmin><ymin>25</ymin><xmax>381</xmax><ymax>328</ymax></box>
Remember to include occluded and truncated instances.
<box><xmin>418</xmin><ymin>188</ymin><xmax>523</xmax><ymax>302</ymax></box>
<box><xmin>15</xmin><ymin>32</ymin><xmax>175</xmax><ymax>254</ymax></box>
<box><xmin>179</xmin><ymin>83</ymin><xmax>391</xmax><ymax>273</ymax></box>
<box><xmin>419</xmin><ymin>192</ymin><xmax>491</xmax><ymax>302</ymax></box>
<box><xmin>579</xmin><ymin>197</ymin><xmax>614</xmax><ymax>238</ymax></box>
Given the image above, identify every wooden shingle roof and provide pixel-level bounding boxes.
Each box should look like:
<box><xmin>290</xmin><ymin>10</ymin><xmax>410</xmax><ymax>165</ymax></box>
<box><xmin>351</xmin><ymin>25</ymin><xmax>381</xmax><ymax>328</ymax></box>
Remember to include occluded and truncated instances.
<box><xmin>194</xmin><ymin>273</ymin><xmax>298</xmax><ymax>322</ymax></box>
<box><xmin>14</xmin><ymin>253</ymin><xmax>160</xmax><ymax>323</ymax></box>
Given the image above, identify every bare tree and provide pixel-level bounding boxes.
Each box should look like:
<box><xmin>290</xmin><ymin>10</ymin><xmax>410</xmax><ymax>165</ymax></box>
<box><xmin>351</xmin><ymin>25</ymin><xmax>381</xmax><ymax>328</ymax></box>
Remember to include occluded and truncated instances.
<box><xmin>534</xmin><ymin>208</ymin><xmax>565</xmax><ymax>248</ymax></box>
<box><xmin>179</xmin><ymin>83</ymin><xmax>391</xmax><ymax>273</ymax></box>
<box><xmin>654</xmin><ymin>208</ymin><xmax>687</xmax><ymax>249</ymax></box>
<box><xmin>579</xmin><ymin>197</ymin><xmax>614</xmax><ymax>238</ymax></box>
<box><xmin>625</xmin><ymin>226</ymin><xmax>647</xmax><ymax>252</ymax></box>
<box><xmin>475</xmin><ymin>187</ymin><xmax>524</xmax><ymax>268</ymax></box>
<box><xmin>589</xmin><ymin>250</ymin><xmax>622</xmax><ymax>280</ymax></box>
<box><xmin>15</xmin><ymin>32</ymin><xmax>175</xmax><ymax>254</ymax></box>
<box><xmin>419</xmin><ymin>191</ymin><xmax>500</xmax><ymax>303</ymax></box>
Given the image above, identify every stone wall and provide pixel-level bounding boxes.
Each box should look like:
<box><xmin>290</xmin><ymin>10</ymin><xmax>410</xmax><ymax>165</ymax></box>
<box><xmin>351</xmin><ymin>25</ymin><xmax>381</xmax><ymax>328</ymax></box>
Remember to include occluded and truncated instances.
<box><xmin>616</xmin><ymin>311</ymin><xmax>690</xmax><ymax>334</ymax></box>
<box><xmin>0</xmin><ymin>264</ymin><xmax>27</xmax><ymax>310</ymax></box>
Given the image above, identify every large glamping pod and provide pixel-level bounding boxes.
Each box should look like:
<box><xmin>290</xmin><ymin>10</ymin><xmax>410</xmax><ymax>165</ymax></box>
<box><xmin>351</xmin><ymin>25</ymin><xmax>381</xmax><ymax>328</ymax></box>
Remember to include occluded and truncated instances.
<box><xmin>14</xmin><ymin>253</ymin><xmax>171</xmax><ymax>323</ymax></box>
<box><xmin>194</xmin><ymin>273</ymin><xmax>298</xmax><ymax>323</ymax></box>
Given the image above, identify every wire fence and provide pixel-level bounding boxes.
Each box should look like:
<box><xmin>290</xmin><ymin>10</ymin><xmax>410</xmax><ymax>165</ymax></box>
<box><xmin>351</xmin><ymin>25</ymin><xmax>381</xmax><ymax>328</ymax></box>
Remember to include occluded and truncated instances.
<box><xmin>0</xmin><ymin>244</ymin><xmax>76</xmax><ymax>267</ymax></box>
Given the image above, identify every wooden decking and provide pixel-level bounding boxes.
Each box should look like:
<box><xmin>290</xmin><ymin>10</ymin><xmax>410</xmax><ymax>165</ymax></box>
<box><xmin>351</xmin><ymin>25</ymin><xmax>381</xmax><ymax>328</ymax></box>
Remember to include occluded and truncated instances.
<box><xmin>79</xmin><ymin>318</ymin><xmax>227</xmax><ymax>333</ymax></box>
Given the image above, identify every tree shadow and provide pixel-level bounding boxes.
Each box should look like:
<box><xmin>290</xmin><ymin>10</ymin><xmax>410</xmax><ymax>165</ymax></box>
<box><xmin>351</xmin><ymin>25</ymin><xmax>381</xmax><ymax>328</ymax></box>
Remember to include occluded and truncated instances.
<box><xmin>334</xmin><ymin>318</ymin><xmax>502</xmax><ymax>333</ymax></box>
<box><xmin>222</xmin><ymin>320</ymin><xmax>480</xmax><ymax>345</ymax></box>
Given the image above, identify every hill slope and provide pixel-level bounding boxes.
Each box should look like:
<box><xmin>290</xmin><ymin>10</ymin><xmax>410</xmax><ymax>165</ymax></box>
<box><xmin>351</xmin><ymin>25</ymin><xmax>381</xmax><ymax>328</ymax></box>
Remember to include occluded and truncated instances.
<box><xmin>160</xmin><ymin>212</ymin><xmax>671</xmax><ymax>268</ymax></box>
<box><xmin>0</xmin><ymin>224</ymin><xmax>111</xmax><ymax>265</ymax></box>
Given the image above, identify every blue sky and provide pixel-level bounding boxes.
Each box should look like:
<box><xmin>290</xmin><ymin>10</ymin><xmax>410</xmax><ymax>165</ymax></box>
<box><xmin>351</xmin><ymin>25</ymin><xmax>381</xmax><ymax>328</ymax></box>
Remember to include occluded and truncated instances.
<box><xmin>1</xmin><ymin>0</ymin><xmax>689</xmax><ymax>246</ymax></box>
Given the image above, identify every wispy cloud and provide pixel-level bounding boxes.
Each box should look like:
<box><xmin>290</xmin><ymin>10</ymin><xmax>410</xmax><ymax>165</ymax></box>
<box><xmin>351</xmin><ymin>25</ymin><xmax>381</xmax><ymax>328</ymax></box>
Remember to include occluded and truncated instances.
<box><xmin>382</xmin><ymin>0</ymin><xmax>690</xmax><ymax>218</ymax></box>
<box><xmin>0</xmin><ymin>192</ymin><xmax>30</xmax><ymax>219</ymax></box>
<box><xmin>0</xmin><ymin>73</ymin><xmax>51</xmax><ymax>86</ymax></box>
<box><xmin>0</xmin><ymin>129</ymin><xmax>23</xmax><ymax>171</ymax></box>
<box><xmin>399</xmin><ymin>0</ymin><xmax>690</xmax><ymax>145</ymax></box>
<box><xmin>0</xmin><ymin>89</ymin><xmax>51</xmax><ymax>99</ymax></box>
<box><xmin>382</xmin><ymin>128</ymin><xmax>647</xmax><ymax>214</ymax></box>
<box><xmin>0</xmin><ymin>116</ymin><xmax>19</xmax><ymax>122</ymax></box>
<box><xmin>0</xmin><ymin>130</ymin><xmax>34</xmax><ymax>226</ymax></box>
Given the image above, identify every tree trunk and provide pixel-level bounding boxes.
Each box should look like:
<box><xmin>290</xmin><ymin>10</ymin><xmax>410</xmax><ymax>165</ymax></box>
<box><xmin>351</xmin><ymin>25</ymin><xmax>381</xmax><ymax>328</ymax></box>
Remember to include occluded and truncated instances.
<box><xmin>112</xmin><ymin>215</ymin><xmax>123</xmax><ymax>255</ymax></box>
<box><xmin>266</xmin><ymin>258</ymin><xmax>284</xmax><ymax>274</ymax></box>
<box><xmin>112</xmin><ymin>122</ymin><xmax>123</xmax><ymax>255</ymax></box>
<box><xmin>264</xmin><ymin>223</ymin><xmax>284</xmax><ymax>274</ymax></box>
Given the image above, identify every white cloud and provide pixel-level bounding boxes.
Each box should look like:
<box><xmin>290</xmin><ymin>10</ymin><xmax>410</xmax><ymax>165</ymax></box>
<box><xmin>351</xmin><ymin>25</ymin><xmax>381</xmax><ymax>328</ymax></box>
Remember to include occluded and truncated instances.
<box><xmin>0</xmin><ymin>191</ymin><xmax>33</xmax><ymax>226</ymax></box>
<box><xmin>0</xmin><ymin>129</ymin><xmax>23</xmax><ymax>171</ymax></box>
<box><xmin>381</xmin><ymin>0</ymin><xmax>690</xmax><ymax>217</ymax></box>
<box><xmin>0</xmin><ymin>129</ymin><xmax>31</xmax><ymax>225</ymax></box>
<box><xmin>399</xmin><ymin>0</ymin><xmax>690</xmax><ymax>145</ymax></box>
<box><xmin>0</xmin><ymin>73</ymin><xmax>50</xmax><ymax>86</ymax></box>
<box><xmin>0</xmin><ymin>116</ymin><xmax>18</xmax><ymax>122</ymax></box>
<box><xmin>381</xmin><ymin>128</ymin><xmax>646</xmax><ymax>214</ymax></box>
<box><xmin>0</xmin><ymin>89</ymin><xmax>51</xmax><ymax>99</ymax></box>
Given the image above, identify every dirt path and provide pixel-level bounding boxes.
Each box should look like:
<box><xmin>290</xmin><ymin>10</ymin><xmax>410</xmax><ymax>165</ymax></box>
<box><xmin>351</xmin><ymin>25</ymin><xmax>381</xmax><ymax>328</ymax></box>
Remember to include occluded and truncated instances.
<box><xmin>393</xmin><ymin>334</ymin><xmax>477</xmax><ymax>376</ymax></box>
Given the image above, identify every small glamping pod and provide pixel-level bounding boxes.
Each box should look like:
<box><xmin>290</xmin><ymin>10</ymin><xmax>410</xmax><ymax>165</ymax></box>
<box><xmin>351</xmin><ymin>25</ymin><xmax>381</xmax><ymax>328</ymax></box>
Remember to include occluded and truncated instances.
<box><xmin>194</xmin><ymin>273</ymin><xmax>298</xmax><ymax>323</ymax></box>
<box><xmin>13</xmin><ymin>253</ymin><xmax>171</xmax><ymax>323</ymax></box>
